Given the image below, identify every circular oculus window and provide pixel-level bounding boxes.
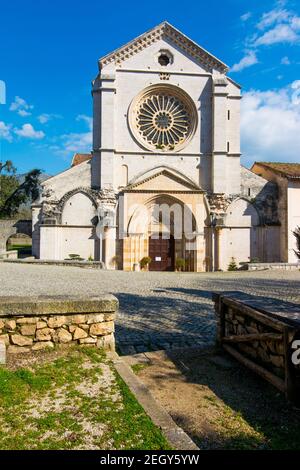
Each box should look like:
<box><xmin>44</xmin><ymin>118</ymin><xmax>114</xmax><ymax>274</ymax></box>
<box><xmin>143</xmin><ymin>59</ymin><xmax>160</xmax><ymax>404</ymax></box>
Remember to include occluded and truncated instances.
<box><xmin>129</xmin><ymin>85</ymin><xmax>197</xmax><ymax>152</ymax></box>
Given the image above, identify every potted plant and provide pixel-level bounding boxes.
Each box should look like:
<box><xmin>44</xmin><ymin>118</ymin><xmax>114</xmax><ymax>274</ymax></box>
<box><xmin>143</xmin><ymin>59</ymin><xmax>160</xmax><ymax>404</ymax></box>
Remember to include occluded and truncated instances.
<box><xmin>111</xmin><ymin>255</ymin><xmax>120</xmax><ymax>269</ymax></box>
<box><xmin>140</xmin><ymin>256</ymin><xmax>152</xmax><ymax>271</ymax></box>
<box><xmin>175</xmin><ymin>257</ymin><xmax>185</xmax><ymax>272</ymax></box>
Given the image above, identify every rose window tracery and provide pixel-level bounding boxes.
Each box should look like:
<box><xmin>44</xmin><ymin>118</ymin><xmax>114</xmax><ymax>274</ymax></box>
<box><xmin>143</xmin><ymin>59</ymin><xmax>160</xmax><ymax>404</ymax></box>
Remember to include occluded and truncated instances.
<box><xmin>129</xmin><ymin>85</ymin><xmax>197</xmax><ymax>152</ymax></box>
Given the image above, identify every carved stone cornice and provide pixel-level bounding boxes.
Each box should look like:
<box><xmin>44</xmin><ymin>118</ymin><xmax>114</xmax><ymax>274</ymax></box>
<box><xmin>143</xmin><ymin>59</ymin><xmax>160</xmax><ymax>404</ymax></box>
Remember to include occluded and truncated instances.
<box><xmin>99</xmin><ymin>22</ymin><xmax>228</xmax><ymax>73</ymax></box>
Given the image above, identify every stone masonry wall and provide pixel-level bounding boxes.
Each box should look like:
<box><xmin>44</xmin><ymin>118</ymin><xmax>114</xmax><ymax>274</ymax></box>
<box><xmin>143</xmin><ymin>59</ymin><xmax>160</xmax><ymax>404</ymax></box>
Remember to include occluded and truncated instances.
<box><xmin>0</xmin><ymin>295</ymin><xmax>118</xmax><ymax>355</ymax></box>
<box><xmin>224</xmin><ymin>307</ymin><xmax>285</xmax><ymax>374</ymax></box>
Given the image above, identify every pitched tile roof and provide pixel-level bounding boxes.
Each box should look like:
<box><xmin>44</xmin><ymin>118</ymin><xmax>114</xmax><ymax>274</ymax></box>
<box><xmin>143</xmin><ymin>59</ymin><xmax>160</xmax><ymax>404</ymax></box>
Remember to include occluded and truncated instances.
<box><xmin>252</xmin><ymin>162</ymin><xmax>300</xmax><ymax>179</ymax></box>
<box><xmin>71</xmin><ymin>153</ymin><xmax>92</xmax><ymax>167</ymax></box>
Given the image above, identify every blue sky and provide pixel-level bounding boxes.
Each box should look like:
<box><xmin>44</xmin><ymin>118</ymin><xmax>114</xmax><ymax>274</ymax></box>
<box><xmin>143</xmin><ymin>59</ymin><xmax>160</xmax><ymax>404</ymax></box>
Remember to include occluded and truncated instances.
<box><xmin>0</xmin><ymin>0</ymin><xmax>300</xmax><ymax>175</ymax></box>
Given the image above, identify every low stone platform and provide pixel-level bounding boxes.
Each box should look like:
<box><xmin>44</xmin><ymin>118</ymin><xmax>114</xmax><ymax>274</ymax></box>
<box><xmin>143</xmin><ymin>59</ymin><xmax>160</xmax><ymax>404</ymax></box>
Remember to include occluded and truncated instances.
<box><xmin>0</xmin><ymin>295</ymin><xmax>118</xmax><ymax>355</ymax></box>
<box><xmin>248</xmin><ymin>262</ymin><xmax>300</xmax><ymax>271</ymax></box>
<box><xmin>3</xmin><ymin>259</ymin><xmax>105</xmax><ymax>269</ymax></box>
<box><xmin>0</xmin><ymin>250</ymin><xmax>18</xmax><ymax>260</ymax></box>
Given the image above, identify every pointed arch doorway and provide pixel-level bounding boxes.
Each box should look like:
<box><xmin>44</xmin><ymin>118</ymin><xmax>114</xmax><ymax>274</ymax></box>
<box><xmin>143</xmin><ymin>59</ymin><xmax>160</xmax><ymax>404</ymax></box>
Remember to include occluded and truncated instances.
<box><xmin>148</xmin><ymin>233</ymin><xmax>175</xmax><ymax>271</ymax></box>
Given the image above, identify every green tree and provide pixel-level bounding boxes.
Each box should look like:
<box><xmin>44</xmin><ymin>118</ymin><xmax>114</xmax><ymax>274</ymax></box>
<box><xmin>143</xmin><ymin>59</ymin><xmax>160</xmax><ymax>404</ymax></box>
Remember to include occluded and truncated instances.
<box><xmin>228</xmin><ymin>257</ymin><xmax>238</xmax><ymax>271</ymax></box>
<box><xmin>0</xmin><ymin>160</ymin><xmax>42</xmax><ymax>218</ymax></box>
<box><xmin>293</xmin><ymin>226</ymin><xmax>300</xmax><ymax>260</ymax></box>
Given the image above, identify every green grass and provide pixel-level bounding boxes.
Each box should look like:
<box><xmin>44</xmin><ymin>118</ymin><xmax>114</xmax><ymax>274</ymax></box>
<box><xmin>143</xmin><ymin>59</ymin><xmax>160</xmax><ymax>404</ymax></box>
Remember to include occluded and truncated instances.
<box><xmin>7</xmin><ymin>244</ymin><xmax>32</xmax><ymax>256</ymax></box>
<box><xmin>131</xmin><ymin>363</ymin><xmax>150</xmax><ymax>374</ymax></box>
<box><xmin>0</xmin><ymin>347</ymin><xmax>170</xmax><ymax>450</ymax></box>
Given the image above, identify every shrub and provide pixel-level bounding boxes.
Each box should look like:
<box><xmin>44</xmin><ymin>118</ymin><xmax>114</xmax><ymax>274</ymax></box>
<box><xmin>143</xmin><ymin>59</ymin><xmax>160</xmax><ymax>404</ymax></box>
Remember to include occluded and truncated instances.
<box><xmin>88</xmin><ymin>255</ymin><xmax>94</xmax><ymax>262</ymax></box>
<box><xmin>140</xmin><ymin>256</ymin><xmax>152</xmax><ymax>270</ymax></box>
<box><xmin>175</xmin><ymin>258</ymin><xmax>185</xmax><ymax>272</ymax></box>
<box><xmin>66</xmin><ymin>254</ymin><xmax>84</xmax><ymax>261</ymax></box>
<box><xmin>228</xmin><ymin>257</ymin><xmax>238</xmax><ymax>271</ymax></box>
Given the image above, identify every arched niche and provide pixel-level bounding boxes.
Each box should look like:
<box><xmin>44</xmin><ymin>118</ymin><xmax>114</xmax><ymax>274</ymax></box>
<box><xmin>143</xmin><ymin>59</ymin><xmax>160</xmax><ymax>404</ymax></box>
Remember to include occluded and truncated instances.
<box><xmin>225</xmin><ymin>198</ymin><xmax>259</xmax><ymax>228</ymax></box>
<box><xmin>62</xmin><ymin>192</ymin><xmax>97</xmax><ymax>226</ymax></box>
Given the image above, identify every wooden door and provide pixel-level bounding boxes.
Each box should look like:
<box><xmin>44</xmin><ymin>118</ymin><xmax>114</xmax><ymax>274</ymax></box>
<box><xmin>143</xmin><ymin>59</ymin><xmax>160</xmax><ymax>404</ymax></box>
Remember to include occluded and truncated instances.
<box><xmin>149</xmin><ymin>234</ymin><xmax>174</xmax><ymax>271</ymax></box>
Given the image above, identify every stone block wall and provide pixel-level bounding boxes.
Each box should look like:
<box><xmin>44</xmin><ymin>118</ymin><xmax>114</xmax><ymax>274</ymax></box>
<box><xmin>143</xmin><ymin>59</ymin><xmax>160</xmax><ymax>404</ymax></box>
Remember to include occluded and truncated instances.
<box><xmin>214</xmin><ymin>294</ymin><xmax>300</xmax><ymax>404</ymax></box>
<box><xmin>224</xmin><ymin>307</ymin><xmax>285</xmax><ymax>374</ymax></box>
<box><xmin>0</xmin><ymin>295</ymin><xmax>118</xmax><ymax>355</ymax></box>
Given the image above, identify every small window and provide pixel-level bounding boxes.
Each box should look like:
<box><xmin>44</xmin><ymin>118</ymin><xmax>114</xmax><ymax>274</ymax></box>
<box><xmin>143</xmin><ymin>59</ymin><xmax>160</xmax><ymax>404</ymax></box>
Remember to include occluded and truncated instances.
<box><xmin>228</xmin><ymin>110</ymin><xmax>230</xmax><ymax>120</ymax></box>
<box><xmin>248</xmin><ymin>188</ymin><xmax>251</xmax><ymax>197</ymax></box>
<box><xmin>158</xmin><ymin>54</ymin><xmax>170</xmax><ymax>66</ymax></box>
<box><xmin>227</xmin><ymin>142</ymin><xmax>230</xmax><ymax>152</ymax></box>
<box><xmin>157</xmin><ymin>49</ymin><xmax>173</xmax><ymax>67</ymax></box>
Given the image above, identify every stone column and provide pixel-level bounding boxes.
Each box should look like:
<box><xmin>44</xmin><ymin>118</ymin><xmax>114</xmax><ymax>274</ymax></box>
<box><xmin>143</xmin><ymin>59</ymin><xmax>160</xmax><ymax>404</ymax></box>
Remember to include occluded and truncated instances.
<box><xmin>105</xmin><ymin>226</ymin><xmax>117</xmax><ymax>269</ymax></box>
<box><xmin>32</xmin><ymin>204</ymin><xmax>42</xmax><ymax>259</ymax></box>
<box><xmin>215</xmin><ymin>226</ymin><xmax>223</xmax><ymax>271</ymax></box>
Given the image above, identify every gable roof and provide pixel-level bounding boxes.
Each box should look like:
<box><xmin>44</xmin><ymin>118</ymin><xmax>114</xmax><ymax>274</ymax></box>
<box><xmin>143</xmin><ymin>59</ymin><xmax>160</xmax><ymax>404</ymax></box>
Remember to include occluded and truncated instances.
<box><xmin>252</xmin><ymin>162</ymin><xmax>300</xmax><ymax>179</ymax></box>
<box><xmin>99</xmin><ymin>21</ymin><xmax>229</xmax><ymax>73</ymax></box>
<box><xmin>71</xmin><ymin>153</ymin><xmax>92</xmax><ymax>167</ymax></box>
<box><xmin>125</xmin><ymin>167</ymin><xmax>203</xmax><ymax>192</ymax></box>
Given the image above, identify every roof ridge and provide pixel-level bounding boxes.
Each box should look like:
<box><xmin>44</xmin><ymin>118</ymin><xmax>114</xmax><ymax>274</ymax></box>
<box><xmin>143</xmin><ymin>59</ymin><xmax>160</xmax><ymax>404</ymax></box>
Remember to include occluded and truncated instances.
<box><xmin>253</xmin><ymin>161</ymin><xmax>300</xmax><ymax>179</ymax></box>
<box><xmin>98</xmin><ymin>22</ymin><xmax>228</xmax><ymax>73</ymax></box>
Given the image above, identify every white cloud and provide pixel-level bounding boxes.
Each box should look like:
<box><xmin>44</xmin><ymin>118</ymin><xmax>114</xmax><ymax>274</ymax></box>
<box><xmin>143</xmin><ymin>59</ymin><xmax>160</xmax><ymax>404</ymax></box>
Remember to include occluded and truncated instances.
<box><xmin>0</xmin><ymin>121</ymin><xmax>12</xmax><ymax>141</ymax></box>
<box><xmin>241</xmin><ymin>82</ymin><xmax>300</xmax><ymax>165</ymax></box>
<box><xmin>54</xmin><ymin>115</ymin><xmax>92</xmax><ymax>157</ymax></box>
<box><xmin>254</xmin><ymin>23</ymin><xmax>299</xmax><ymax>46</ymax></box>
<box><xmin>10</xmin><ymin>96</ymin><xmax>34</xmax><ymax>117</ymax></box>
<box><xmin>281</xmin><ymin>55</ymin><xmax>290</xmax><ymax>64</ymax></box>
<box><xmin>14</xmin><ymin>123</ymin><xmax>45</xmax><ymax>139</ymax></box>
<box><xmin>38</xmin><ymin>113</ymin><xmax>62</xmax><ymax>124</ymax></box>
<box><xmin>291</xmin><ymin>80</ymin><xmax>300</xmax><ymax>104</ymax></box>
<box><xmin>57</xmin><ymin>131</ymin><xmax>92</xmax><ymax>157</ymax></box>
<box><xmin>76</xmin><ymin>114</ymin><xmax>93</xmax><ymax>130</ymax></box>
<box><xmin>233</xmin><ymin>4</ymin><xmax>300</xmax><ymax>73</ymax></box>
<box><xmin>241</xmin><ymin>12</ymin><xmax>252</xmax><ymax>22</ymax></box>
<box><xmin>253</xmin><ymin>6</ymin><xmax>300</xmax><ymax>46</ymax></box>
<box><xmin>18</xmin><ymin>109</ymin><xmax>32</xmax><ymax>117</ymax></box>
<box><xmin>231</xmin><ymin>51</ymin><xmax>258</xmax><ymax>72</ymax></box>
<box><xmin>256</xmin><ymin>8</ymin><xmax>290</xmax><ymax>30</ymax></box>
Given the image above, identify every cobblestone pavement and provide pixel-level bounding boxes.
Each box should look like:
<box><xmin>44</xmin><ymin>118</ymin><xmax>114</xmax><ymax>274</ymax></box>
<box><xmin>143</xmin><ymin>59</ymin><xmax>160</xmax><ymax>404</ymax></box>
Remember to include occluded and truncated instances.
<box><xmin>1</xmin><ymin>263</ymin><xmax>300</xmax><ymax>355</ymax></box>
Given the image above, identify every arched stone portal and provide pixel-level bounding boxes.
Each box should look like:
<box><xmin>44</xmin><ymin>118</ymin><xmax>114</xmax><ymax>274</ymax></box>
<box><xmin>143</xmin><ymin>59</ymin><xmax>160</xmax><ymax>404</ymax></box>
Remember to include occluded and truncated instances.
<box><xmin>119</xmin><ymin>186</ymin><xmax>206</xmax><ymax>272</ymax></box>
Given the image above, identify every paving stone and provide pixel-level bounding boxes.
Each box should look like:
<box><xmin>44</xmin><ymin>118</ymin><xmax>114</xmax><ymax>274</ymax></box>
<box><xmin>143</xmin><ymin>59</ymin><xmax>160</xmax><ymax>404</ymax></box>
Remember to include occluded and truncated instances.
<box><xmin>1</xmin><ymin>265</ymin><xmax>300</xmax><ymax>356</ymax></box>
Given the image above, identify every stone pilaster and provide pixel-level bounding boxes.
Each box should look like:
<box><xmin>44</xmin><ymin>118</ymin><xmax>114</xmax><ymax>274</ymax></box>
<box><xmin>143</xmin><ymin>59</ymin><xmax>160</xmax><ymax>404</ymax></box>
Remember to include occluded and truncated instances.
<box><xmin>92</xmin><ymin>73</ymin><xmax>116</xmax><ymax>189</ymax></box>
<box><xmin>211</xmin><ymin>77</ymin><xmax>228</xmax><ymax>194</ymax></box>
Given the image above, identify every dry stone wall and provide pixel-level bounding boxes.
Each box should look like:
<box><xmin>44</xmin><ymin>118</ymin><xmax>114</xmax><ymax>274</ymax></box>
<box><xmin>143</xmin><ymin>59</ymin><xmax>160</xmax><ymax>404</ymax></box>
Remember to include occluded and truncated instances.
<box><xmin>0</xmin><ymin>295</ymin><xmax>118</xmax><ymax>354</ymax></box>
<box><xmin>224</xmin><ymin>307</ymin><xmax>285</xmax><ymax>374</ymax></box>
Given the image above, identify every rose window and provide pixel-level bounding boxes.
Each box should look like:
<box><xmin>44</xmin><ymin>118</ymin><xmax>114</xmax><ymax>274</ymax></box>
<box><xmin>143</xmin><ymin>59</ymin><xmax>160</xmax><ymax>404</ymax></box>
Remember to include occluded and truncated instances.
<box><xmin>129</xmin><ymin>85</ymin><xmax>197</xmax><ymax>152</ymax></box>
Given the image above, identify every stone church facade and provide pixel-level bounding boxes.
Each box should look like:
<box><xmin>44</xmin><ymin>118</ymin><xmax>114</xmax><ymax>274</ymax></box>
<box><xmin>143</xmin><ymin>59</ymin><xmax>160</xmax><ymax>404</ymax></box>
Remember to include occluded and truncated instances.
<box><xmin>32</xmin><ymin>22</ymin><xmax>281</xmax><ymax>271</ymax></box>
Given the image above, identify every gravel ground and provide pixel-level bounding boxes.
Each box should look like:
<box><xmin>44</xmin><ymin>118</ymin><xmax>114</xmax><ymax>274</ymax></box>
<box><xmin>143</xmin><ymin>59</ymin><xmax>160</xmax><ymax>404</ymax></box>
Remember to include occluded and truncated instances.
<box><xmin>1</xmin><ymin>263</ymin><xmax>300</xmax><ymax>354</ymax></box>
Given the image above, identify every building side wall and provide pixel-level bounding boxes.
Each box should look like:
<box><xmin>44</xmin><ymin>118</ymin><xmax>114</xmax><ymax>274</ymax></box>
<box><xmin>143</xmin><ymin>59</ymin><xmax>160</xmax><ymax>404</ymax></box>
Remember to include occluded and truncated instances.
<box><xmin>287</xmin><ymin>181</ymin><xmax>300</xmax><ymax>262</ymax></box>
<box><xmin>251</xmin><ymin>164</ymin><xmax>288</xmax><ymax>262</ymax></box>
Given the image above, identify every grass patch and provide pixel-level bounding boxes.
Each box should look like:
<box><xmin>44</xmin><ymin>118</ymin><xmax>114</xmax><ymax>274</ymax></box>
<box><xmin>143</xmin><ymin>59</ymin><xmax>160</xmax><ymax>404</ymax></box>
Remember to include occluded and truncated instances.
<box><xmin>7</xmin><ymin>244</ymin><xmax>32</xmax><ymax>257</ymax></box>
<box><xmin>0</xmin><ymin>347</ymin><xmax>170</xmax><ymax>450</ymax></box>
<box><xmin>131</xmin><ymin>363</ymin><xmax>150</xmax><ymax>375</ymax></box>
